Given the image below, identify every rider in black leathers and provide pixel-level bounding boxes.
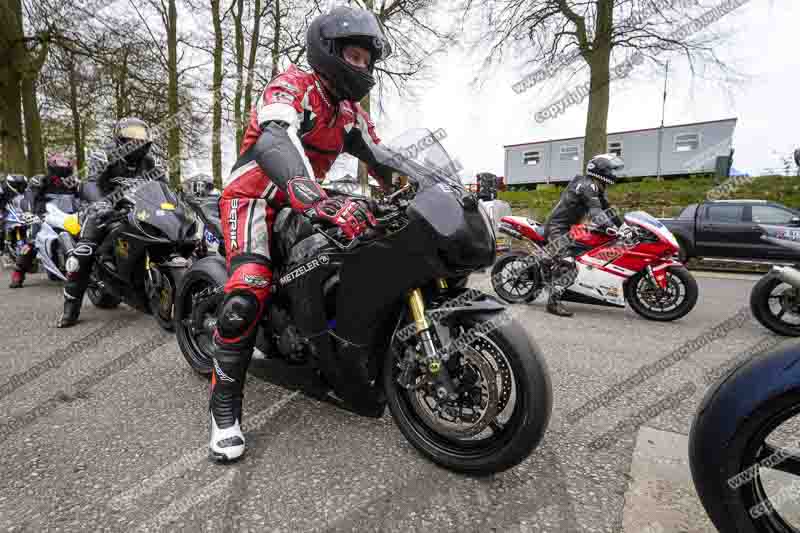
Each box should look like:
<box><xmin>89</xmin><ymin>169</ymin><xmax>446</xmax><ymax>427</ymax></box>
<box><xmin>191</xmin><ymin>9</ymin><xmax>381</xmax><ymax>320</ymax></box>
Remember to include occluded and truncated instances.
<box><xmin>10</xmin><ymin>154</ymin><xmax>80</xmax><ymax>288</ymax></box>
<box><xmin>57</xmin><ymin>117</ymin><xmax>167</xmax><ymax>327</ymax></box>
<box><xmin>1</xmin><ymin>174</ymin><xmax>29</xmax><ymax>264</ymax></box>
<box><xmin>0</xmin><ymin>174</ymin><xmax>28</xmax><ymax>255</ymax></box>
<box><xmin>543</xmin><ymin>153</ymin><xmax>624</xmax><ymax>317</ymax></box>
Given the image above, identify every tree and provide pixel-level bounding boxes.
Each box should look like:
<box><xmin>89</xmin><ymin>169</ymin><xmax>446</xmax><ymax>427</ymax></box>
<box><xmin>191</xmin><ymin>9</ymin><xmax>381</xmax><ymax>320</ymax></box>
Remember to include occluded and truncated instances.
<box><xmin>0</xmin><ymin>0</ymin><xmax>51</xmax><ymax>173</ymax></box>
<box><xmin>346</xmin><ymin>0</ymin><xmax>456</xmax><ymax>193</ymax></box>
<box><xmin>469</xmin><ymin>0</ymin><xmax>745</xmax><ymax>167</ymax></box>
<box><xmin>211</xmin><ymin>0</ymin><xmax>224</xmax><ymax>188</ymax></box>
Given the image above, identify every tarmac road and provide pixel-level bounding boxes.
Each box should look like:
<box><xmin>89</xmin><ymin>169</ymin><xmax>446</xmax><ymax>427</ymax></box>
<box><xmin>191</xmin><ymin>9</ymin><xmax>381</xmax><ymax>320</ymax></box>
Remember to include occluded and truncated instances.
<box><xmin>0</xmin><ymin>269</ymin><xmax>781</xmax><ymax>532</ymax></box>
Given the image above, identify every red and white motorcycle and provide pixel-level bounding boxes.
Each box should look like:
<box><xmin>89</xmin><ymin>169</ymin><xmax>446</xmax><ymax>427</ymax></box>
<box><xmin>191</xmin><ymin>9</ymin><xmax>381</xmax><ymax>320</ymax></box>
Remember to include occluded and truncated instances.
<box><xmin>490</xmin><ymin>210</ymin><xmax>698</xmax><ymax>321</ymax></box>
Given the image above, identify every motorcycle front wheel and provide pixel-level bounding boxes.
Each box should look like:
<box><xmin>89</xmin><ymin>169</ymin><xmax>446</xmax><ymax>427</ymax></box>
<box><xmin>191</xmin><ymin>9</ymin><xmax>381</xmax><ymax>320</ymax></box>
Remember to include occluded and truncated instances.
<box><xmin>751</xmin><ymin>272</ymin><xmax>800</xmax><ymax>337</ymax></box>
<box><xmin>624</xmin><ymin>265</ymin><xmax>698</xmax><ymax>321</ymax></box>
<box><xmin>385</xmin><ymin>312</ymin><xmax>552</xmax><ymax>475</ymax></box>
<box><xmin>690</xmin><ymin>344</ymin><xmax>800</xmax><ymax>532</ymax></box>
<box><xmin>490</xmin><ymin>253</ymin><xmax>543</xmax><ymax>304</ymax></box>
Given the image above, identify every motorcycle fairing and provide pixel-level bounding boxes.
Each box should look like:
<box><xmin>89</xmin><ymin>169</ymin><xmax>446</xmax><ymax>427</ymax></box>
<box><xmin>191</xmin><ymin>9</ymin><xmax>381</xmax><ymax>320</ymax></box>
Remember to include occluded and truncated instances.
<box><xmin>126</xmin><ymin>181</ymin><xmax>197</xmax><ymax>244</ymax></box>
<box><xmin>624</xmin><ymin>211</ymin><xmax>680</xmax><ymax>251</ymax></box>
<box><xmin>408</xmin><ymin>184</ymin><xmax>495</xmax><ymax>270</ymax></box>
<box><xmin>568</xmin><ymin>259</ymin><xmax>626</xmax><ymax>307</ymax></box>
<box><xmin>35</xmin><ymin>222</ymin><xmax>66</xmax><ymax>281</ymax></box>
<box><xmin>499</xmin><ymin>216</ymin><xmax>546</xmax><ymax>243</ymax></box>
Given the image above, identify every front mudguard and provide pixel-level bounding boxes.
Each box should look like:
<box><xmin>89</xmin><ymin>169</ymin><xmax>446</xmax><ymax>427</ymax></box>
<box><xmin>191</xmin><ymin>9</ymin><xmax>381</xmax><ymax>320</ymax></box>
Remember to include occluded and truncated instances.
<box><xmin>639</xmin><ymin>259</ymin><xmax>684</xmax><ymax>290</ymax></box>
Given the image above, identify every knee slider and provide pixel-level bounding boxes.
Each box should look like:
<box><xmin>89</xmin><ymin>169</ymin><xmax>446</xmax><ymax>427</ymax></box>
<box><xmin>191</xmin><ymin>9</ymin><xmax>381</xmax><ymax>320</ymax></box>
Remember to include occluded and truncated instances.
<box><xmin>217</xmin><ymin>290</ymin><xmax>260</xmax><ymax>339</ymax></box>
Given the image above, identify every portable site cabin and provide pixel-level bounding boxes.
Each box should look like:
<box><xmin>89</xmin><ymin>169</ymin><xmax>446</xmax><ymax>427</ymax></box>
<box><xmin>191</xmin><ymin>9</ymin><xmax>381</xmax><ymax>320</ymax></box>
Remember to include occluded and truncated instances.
<box><xmin>504</xmin><ymin>118</ymin><xmax>737</xmax><ymax>187</ymax></box>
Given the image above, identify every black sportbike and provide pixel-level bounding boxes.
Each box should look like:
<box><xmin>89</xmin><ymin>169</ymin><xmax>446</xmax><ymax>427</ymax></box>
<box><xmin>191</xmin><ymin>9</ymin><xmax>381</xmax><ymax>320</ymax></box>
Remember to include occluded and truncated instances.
<box><xmin>175</xmin><ymin>129</ymin><xmax>552</xmax><ymax>474</ymax></box>
<box><xmin>85</xmin><ymin>178</ymin><xmax>199</xmax><ymax>331</ymax></box>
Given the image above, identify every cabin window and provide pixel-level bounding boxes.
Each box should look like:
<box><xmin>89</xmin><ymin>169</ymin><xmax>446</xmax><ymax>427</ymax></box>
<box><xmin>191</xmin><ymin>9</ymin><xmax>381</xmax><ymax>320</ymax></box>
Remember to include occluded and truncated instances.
<box><xmin>523</xmin><ymin>151</ymin><xmax>540</xmax><ymax>165</ymax></box>
<box><xmin>674</xmin><ymin>133</ymin><xmax>700</xmax><ymax>152</ymax></box>
<box><xmin>560</xmin><ymin>146</ymin><xmax>580</xmax><ymax>161</ymax></box>
<box><xmin>608</xmin><ymin>141</ymin><xmax>623</xmax><ymax>157</ymax></box>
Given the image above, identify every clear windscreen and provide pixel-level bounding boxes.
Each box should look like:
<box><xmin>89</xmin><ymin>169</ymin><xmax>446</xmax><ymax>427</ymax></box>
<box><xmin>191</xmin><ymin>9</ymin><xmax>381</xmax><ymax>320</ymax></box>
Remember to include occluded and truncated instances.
<box><xmin>374</xmin><ymin>129</ymin><xmax>466</xmax><ymax>193</ymax></box>
<box><xmin>44</xmin><ymin>193</ymin><xmax>78</xmax><ymax>214</ymax></box>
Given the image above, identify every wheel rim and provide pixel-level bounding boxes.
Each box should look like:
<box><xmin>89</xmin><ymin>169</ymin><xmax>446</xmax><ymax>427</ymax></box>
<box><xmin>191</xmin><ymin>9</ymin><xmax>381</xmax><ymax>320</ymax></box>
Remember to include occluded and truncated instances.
<box><xmin>179</xmin><ymin>279</ymin><xmax>219</xmax><ymax>369</ymax></box>
<box><xmin>496</xmin><ymin>258</ymin><xmax>539</xmax><ymax>299</ymax></box>
<box><xmin>766</xmin><ymin>282</ymin><xmax>800</xmax><ymax>328</ymax></box>
<box><xmin>635</xmin><ymin>272</ymin><xmax>686</xmax><ymax>313</ymax></box>
<box><xmin>392</xmin><ymin>327</ymin><xmax>524</xmax><ymax>460</ymax></box>
<box><xmin>738</xmin><ymin>403</ymin><xmax>800</xmax><ymax>531</ymax></box>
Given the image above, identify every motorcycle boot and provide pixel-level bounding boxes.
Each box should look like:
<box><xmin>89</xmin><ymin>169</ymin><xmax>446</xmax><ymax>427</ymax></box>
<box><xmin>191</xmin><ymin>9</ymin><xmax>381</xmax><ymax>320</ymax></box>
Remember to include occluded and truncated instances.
<box><xmin>9</xmin><ymin>269</ymin><xmax>24</xmax><ymax>288</ymax></box>
<box><xmin>546</xmin><ymin>256</ymin><xmax>576</xmax><ymax>318</ymax></box>
<box><xmin>57</xmin><ymin>243</ymin><xmax>95</xmax><ymax>328</ymax></box>
<box><xmin>209</xmin><ymin>334</ymin><xmax>253</xmax><ymax>462</ymax></box>
<box><xmin>208</xmin><ymin>289</ymin><xmax>262</xmax><ymax>462</ymax></box>
<box><xmin>547</xmin><ymin>289</ymin><xmax>574</xmax><ymax>317</ymax></box>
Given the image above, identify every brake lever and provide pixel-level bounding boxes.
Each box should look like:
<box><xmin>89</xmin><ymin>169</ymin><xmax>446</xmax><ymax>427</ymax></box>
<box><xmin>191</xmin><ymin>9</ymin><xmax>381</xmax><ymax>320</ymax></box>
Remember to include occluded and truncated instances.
<box><xmin>385</xmin><ymin>184</ymin><xmax>412</xmax><ymax>204</ymax></box>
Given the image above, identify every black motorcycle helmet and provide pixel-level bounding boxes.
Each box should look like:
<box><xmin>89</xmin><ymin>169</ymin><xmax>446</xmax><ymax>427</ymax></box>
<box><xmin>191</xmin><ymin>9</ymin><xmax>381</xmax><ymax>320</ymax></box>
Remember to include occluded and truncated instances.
<box><xmin>113</xmin><ymin>117</ymin><xmax>152</xmax><ymax>168</ymax></box>
<box><xmin>794</xmin><ymin>148</ymin><xmax>800</xmax><ymax>168</ymax></box>
<box><xmin>586</xmin><ymin>153</ymin><xmax>625</xmax><ymax>185</ymax></box>
<box><xmin>306</xmin><ymin>6</ymin><xmax>391</xmax><ymax>102</ymax></box>
<box><xmin>5</xmin><ymin>174</ymin><xmax>27</xmax><ymax>195</ymax></box>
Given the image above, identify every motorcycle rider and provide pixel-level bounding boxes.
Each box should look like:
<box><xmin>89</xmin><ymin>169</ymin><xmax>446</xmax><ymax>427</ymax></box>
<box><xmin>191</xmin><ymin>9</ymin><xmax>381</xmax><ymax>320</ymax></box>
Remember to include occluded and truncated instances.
<box><xmin>9</xmin><ymin>154</ymin><xmax>80</xmax><ymax>288</ymax></box>
<box><xmin>208</xmin><ymin>6</ymin><xmax>396</xmax><ymax>462</ymax></box>
<box><xmin>57</xmin><ymin>117</ymin><xmax>166</xmax><ymax>327</ymax></box>
<box><xmin>542</xmin><ymin>153</ymin><xmax>625</xmax><ymax>317</ymax></box>
<box><xmin>1</xmin><ymin>174</ymin><xmax>28</xmax><ymax>265</ymax></box>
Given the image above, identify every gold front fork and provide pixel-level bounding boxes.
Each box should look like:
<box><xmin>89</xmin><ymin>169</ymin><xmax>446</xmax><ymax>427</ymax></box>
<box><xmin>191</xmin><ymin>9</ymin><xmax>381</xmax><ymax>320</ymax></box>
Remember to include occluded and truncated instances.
<box><xmin>408</xmin><ymin>288</ymin><xmax>430</xmax><ymax>333</ymax></box>
<box><xmin>407</xmin><ymin>283</ymin><xmax>450</xmax><ymax>373</ymax></box>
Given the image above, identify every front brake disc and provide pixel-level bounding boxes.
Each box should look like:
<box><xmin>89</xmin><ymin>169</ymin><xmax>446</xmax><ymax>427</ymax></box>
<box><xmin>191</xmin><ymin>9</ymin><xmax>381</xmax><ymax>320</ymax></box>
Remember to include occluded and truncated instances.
<box><xmin>408</xmin><ymin>344</ymin><xmax>500</xmax><ymax>439</ymax></box>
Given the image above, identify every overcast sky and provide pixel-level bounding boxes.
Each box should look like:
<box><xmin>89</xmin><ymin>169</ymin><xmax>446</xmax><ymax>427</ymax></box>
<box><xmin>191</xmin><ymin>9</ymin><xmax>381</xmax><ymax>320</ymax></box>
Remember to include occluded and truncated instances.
<box><xmin>363</xmin><ymin>0</ymin><xmax>797</xmax><ymax>181</ymax></box>
<box><xmin>206</xmin><ymin>0</ymin><xmax>797</xmax><ymax>183</ymax></box>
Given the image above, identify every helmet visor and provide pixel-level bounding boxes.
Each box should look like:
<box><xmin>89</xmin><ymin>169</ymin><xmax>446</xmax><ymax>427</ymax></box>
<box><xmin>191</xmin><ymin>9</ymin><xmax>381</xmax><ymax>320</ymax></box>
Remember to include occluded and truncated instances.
<box><xmin>320</xmin><ymin>8</ymin><xmax>392</xmax><ymax>61</ymax></box>
<box><xmin>117</xmin><ymin>123</ymin><xmax>150</xmax><ymax>141</ymax></box>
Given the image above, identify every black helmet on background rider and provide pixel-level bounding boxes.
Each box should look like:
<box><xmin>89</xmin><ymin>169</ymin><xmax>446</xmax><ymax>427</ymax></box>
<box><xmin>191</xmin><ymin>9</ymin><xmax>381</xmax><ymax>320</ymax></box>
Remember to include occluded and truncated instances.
<box><xmin>794</xmin><ymin>148</ymin><xmax>800</xmax><ymax>168</ymax></box>
<box><xmin>189</xmin><ymin>173</ymin><xmax>214</xmax><ymax>196</ymax></box>
<box><xmin>46</xmin><ymin>153</ymin><xmax>75</xmax><ymax>179</ymax></box>
<box><xmin>5</xmin><ymin>174</ymin><xmax>27</xmax><ymax>195</ymax></box>
<box><xmin>586</xmin><ymin>153</ymin><xmax>625</xmax><ymax>185</ymax></box>
<box><xmin>113</xmin><ymin>117</ymin><xmax>152</xmax><ymax>168</ymax></box>
<box><xmin>306</xmin><ymin>6</ymin><xmax>392</xmax><ymax>102</ymax></box>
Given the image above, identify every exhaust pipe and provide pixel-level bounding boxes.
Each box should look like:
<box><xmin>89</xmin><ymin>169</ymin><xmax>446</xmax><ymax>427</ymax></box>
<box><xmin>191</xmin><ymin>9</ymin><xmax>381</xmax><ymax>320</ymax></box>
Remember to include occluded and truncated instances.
<box><xmin>774</xmin><ymin>266</ymin><xmax>800</xmax><ymax>289</ymax></box>
<box><xmin>498</xmin><ymin>224</ymin><xmax>523</xmax><ymax>240</ymax></box>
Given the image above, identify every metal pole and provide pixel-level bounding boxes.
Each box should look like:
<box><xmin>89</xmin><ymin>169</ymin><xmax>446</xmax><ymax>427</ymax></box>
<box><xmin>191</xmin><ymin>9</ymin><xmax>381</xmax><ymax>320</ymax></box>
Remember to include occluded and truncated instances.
<box><xmin>656</xmin><ymin>61</ymin><xmax>669</xmax><ymax>180</ymax></box>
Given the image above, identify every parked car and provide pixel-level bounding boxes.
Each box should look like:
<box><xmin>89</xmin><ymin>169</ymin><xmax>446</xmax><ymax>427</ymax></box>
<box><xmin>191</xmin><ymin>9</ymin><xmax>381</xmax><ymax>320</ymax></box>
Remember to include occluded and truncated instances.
<box><xmin>660</xmin><ymin>199</ymin><xmax>800</xmax><ymax>262</ymax></box>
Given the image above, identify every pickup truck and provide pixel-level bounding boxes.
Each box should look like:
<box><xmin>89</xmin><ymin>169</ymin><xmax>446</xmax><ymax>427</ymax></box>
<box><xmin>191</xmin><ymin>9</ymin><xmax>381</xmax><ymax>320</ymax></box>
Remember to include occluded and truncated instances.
<box><xmin>659</xmin><ymin>200</ymin><xmax>800</xmax><ymax>262</ymax></box>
